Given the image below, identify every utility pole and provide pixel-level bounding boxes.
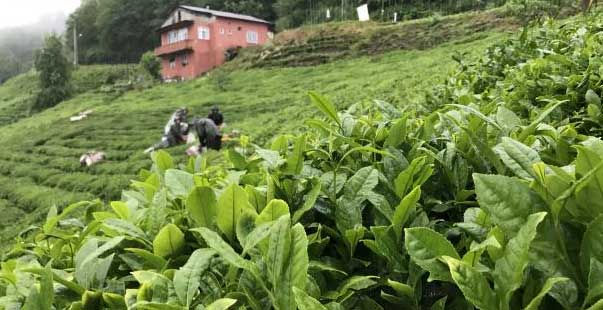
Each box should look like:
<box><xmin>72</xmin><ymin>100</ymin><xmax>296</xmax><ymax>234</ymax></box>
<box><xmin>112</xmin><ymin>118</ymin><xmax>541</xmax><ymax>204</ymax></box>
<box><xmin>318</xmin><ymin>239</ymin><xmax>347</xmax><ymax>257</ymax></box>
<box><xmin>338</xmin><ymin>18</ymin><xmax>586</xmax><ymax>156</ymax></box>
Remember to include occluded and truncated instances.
<box><xmin>73</xmin><ymin>21</ymin><xmax>78</xmax><ymax>66</ymax></box>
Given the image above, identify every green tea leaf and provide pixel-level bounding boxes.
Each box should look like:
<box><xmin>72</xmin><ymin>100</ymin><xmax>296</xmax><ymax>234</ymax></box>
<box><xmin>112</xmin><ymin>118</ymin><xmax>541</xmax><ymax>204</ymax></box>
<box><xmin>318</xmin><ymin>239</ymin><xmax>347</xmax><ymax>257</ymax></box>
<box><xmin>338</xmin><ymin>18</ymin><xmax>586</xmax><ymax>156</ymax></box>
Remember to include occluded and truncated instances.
<box><xmin>43</xmin><ymin>201</ymin><xmax>94</xmax><ymax>233</ymax></box>
<box><xmin>586</xmin><ymin>258</ymin><xmax>603</xmax><ymax>307</ymax></box>
<box><xmin>574</xmin><ymin>146</ymin><xmax>603</xmax><ymax>222</ymax></box>
<box><xmin>206</xmin><ymin>298</ymin><xmax>237</xmax><ymax>310</ymax></box>
<box><xmin>473</xmin><ymin>174</ymin><xmax>535</xmax><ymax>236</ymax></box>
<box><xmin>395</xmin><ymin>156</ymin><xmax>432</xmax><ymax>199</ymax></box>
<box><xmin>294</xmin><ymin>287</ymin><xmax>327</xmax><ymax>310</ymax></box>
<box><xmin>292</xmin><ymin>178</ymin><xmax>321</xmax><ymax>223</ymax></box>
<box><xmin>524</xmin><ymin>277</ymin><xmax>569</xmax><ymax>310</ymax></box>
<box><xmin>493</xmin><ymin>212</ymin><xmax>547</xmax><ymax>306</ymax></box>
<box><xmin>103</xmin><ymin>218</ymin><xmax>150</xmax><ymax>245</ymax></box>
<box><xmin>586</xmin><ymin>89</ymin><xmax>601</xmax><ymax>106</ymax></box>
<box><xmin>256</xmin><ymin>199</ymin><xmax>290</xmax><ymax>225</ymax></box>
<box><xmin>217</xmin><ymin>183</ymin><xmax>255</xmax><ymax>241</ymax></box>
<box><xmin>309</xmin><ymin>261</ymin><xmax>348</xmax><ymax>276</ymax></box>
<box><xmin>384</xmin><ymin>279</ymin><xmax>417</xmax><ymax>308</ymax></box>
<box><xmin>441</xmin><ymin>256</ymin><xmax>497</xmax><ymax>310</ymax></box>
<box><xmin>193</xmin><ymin>227</ymin><xmax>254</xmax><ymax>272</ymax></box>
<box><xmin>385</xmin><ymin>116</ymin><xmax>408</xmax><ymax>147</ymax></box>
<box><xmin>330</xmin><ymin>276</ymin><xmax>378</xmax><ymax>299</ymax></box>
<box><xmin>75</xmin><ymin>237</ymin><xmax>124</xmax><ymax>289</ymax></box>
<box><xmin>344</xmin><ymin>225</ymin><xmax>366</xmax><ymax>258</ymax></box>
<box><xmin>393</xmin><ymin>186</ymin><xmax>421</xmax><ymax>237</ymax></box>
<box><xmin>125</xmin><ymin>248</ymin><xmax>167</xmax><ymax>270</ymax></box>
<box><xmin>246</xmin><ymin>185</ymin><xmax>267</xmax><ymax>212</ymax></box>
<box><xmin>587</xmin><ymin>299</ymin><xmax>603</xmax><ymax>310</ymax></box>
<box><xmin>102</xmin><ymin>292</ymin><xmax>127</xmax><ymax>309</ymax></box>
<box><xmin>173</xmin><ymin>248</ymin><xmax>217</xmax><ymax>307</ymax></box>
<box><xmin>496</xmin><ymin>106</ymin><xmax>521</xmax><ymax>130</ymax></box>
<box><xmin>365</xmin><ymin>226</ymin><xmax>407</xmax><ymax>273</ymax></box>
<box><xmin>517</xmin><ymin>100</ymin><xmax>564</xmax><ymax>142</ymax></box>
<box><xmin>241</xmin><ymin>222</ymin><xmax>272</xmax><ymax>255</ymax></box>
<box><xmin>405</xmin><ymin>227</ymin><xmax>459</xmax><ymax>282</ymax></box>
<box><xmin>267</xmin><ymin>215</ymin><xmax>292</xmax><ymax>285</ymax></box>
<box><xmin>165</xmin><ymin>169</ymin><xmax>194</xmax><ymax>198</ymax></box>
<box><xmin>493</xmin><ymin>137</ymin><xmax>540</xmax><ymax>179</ymax></box>
<box><xmin>448</xmin><ymin>104</ymin><xmax>502</xmax><ymax>131</ymax></box>
<box><xmin>269</xmin><ymin>215</ymin><xmax>293</xmax><ymax>310</ymax></box>
<box><xmin>289</xmin><ymin>223</ymin><xmax>309</xmax><ymax>290</ymax></box>
<box><xmin>152</xmin><ymin>150</ymin><xmax>174</xmax><ymax>174</ymax></box>
<box><xmin>236</xmin><ymin>210</ymin><xmax>259</xmax><ymax>246</ymax></box>
<box><xmin>286</xmin><ymin>134</ymin><xmax>306</xmax><ymax>175</ymax></box>
<box><xmin>152</xmin><ymin>224</ymin><xmax>185</xmax><ymax>258</ymax></box>
<box><xmin>581</xmin><ymin>215</ymin><xmax>603</xmax><ymax>282</ymax></box>
<box><xmin>343</xmin><ymin>166</ymin><xmax>379</xmax><ymax>201</ymax></box>
<box><xmin>186</xmin><ymin>186</ymin><xmax>217</xmax><ymax>228</ymax></box>
<box><xmin>22</xmin><ymin>263</ymin><xmax>53</xmax><ymax>310</ymax></box>
<box><xmin>462</xmin><ymin>236</ymin><xmax>501</xmax><ymax>267</ymax></box>
<box><xmin>110</xmin><ymin>201</ymin><xmax>130</xmax><ymax>220</ymax></box>
<box><xmin>309</xmin><ymin>92</ymin><xmax>341</xmax><ymax>127</ymax></box>
<box><xmin>228</xmin><ymin>149</ymin><xmax>248</xmax><ymax>169</ymax></box>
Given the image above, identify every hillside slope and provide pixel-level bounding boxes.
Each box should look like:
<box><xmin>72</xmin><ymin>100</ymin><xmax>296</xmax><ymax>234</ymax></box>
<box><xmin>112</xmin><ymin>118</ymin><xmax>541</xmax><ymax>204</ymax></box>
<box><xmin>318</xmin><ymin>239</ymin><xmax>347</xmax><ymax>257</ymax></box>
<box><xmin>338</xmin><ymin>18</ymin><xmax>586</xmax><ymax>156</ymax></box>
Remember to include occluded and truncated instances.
<box><xmin>0</xmin><ymin>17</ymin><xmax>510</xmax><ymax>245</ymax></box>
<box><xmin>233</xmin><ymin>8</ymin><xmax>518</xmax><ymax>68</ymax></box>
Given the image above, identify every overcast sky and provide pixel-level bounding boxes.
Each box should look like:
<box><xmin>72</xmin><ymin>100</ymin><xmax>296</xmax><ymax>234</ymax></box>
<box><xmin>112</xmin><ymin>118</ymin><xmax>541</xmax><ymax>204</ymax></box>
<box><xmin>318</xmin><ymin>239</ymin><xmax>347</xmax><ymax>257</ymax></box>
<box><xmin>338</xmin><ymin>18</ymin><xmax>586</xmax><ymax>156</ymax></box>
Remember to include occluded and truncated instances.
<box><xmin>0</xmin><ymin>0</ymin><xmax>80</xmax><ymax>29</ymax></box>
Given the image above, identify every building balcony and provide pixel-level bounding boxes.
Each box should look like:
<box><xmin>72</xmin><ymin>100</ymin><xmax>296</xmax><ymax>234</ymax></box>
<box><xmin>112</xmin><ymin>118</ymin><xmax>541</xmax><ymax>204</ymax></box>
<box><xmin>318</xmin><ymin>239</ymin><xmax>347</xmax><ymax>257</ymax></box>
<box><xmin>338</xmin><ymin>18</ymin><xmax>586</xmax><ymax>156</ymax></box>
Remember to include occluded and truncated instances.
<box><xmin>154</xmin><ymin>40</ymin><xmax>194</xmax><ymax>57</ymax></box>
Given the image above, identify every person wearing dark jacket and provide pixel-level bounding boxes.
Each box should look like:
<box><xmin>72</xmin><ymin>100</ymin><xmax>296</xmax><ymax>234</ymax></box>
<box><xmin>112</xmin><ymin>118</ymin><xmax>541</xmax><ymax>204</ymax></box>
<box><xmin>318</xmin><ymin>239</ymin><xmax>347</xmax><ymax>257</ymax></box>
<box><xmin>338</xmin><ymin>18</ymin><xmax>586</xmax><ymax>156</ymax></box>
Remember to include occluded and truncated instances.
<box><xmin>191</xmin><ymin>117</ymin><xmax>222</xmax><ymax>152</ymax></box>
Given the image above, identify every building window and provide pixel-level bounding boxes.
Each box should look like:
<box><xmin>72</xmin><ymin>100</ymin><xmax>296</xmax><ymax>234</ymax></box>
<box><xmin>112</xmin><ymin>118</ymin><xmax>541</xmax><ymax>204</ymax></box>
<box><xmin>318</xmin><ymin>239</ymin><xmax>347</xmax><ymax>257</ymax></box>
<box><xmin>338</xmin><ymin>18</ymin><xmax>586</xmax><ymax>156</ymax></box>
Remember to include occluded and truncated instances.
<box><xmin>227</xmin><ymin>29</ymin><xmax>233</xmax><ymax>35</ymax></box>
<box><xmin>220</xmin><ymin>27</ymin><xmax>225</xmax><ymax>35</ymax></box>
<box><xmin>169</xmin><ymin>57</ymin><xmax>176</xmax><ymax>69</ymax></box>
<box><xmin>182</xmin><ymin>54</ymin><xmax>188</xmax><ymax>66</ymax></box>
<box><xmin>168</xmin><ymin>28</ymin><xmax>188</xmax><ymax>44</ymax></box>
<box><xmin>246</xmin><ymin>31</ymin><xmax>258</xmax><ymax>44</ymax></box>
<box><xmin>198</xmin><ymin>26</ymin><xmax>210</xmax><ymax>40</ymax></box>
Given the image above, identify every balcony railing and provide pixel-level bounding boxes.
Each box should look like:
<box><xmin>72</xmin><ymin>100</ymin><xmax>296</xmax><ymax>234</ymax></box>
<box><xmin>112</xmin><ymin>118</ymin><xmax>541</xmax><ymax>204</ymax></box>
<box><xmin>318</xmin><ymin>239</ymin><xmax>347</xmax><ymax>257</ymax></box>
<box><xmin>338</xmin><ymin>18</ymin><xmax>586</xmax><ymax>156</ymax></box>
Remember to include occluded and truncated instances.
<box><xmin>154</xmin><ymin>40</ymin><xmax>193</xmax><ymax>57</ymax></box>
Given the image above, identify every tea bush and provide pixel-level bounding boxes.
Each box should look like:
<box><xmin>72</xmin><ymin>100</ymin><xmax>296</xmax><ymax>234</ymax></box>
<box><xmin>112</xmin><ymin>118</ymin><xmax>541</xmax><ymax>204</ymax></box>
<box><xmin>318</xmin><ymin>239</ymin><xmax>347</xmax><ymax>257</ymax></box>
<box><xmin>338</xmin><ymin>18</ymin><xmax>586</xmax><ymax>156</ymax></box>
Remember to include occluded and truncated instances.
<box><xmin>2</xmin><ymin>14</ymin><xmax>603</xmax><ymax>309</ymax></box>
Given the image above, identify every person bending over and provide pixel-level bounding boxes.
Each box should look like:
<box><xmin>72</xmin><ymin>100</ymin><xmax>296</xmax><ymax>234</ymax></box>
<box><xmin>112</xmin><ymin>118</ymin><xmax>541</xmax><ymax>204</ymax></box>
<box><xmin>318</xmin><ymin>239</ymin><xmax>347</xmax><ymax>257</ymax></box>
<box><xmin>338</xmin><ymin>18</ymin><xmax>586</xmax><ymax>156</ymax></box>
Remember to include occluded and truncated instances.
<box><xmin>186</xmin><ymin>117</ymin><xmax>222</xmax><ymax>156</ymax></box>
<box><xmin>144</xmin><ymin>107</ymin><xmax>189</xmax><ymax>153</ymax></box>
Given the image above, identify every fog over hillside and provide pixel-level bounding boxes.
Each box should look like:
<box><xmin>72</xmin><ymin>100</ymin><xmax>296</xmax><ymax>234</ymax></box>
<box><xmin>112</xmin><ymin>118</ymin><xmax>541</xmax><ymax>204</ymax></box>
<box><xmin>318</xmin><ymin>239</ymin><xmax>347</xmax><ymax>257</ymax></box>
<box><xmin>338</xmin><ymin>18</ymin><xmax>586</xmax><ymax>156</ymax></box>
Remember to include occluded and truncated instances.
<box><xmin>0</xmin><ymin>12</ymin><xmax>67</xmax><ymax>84</ymax></box>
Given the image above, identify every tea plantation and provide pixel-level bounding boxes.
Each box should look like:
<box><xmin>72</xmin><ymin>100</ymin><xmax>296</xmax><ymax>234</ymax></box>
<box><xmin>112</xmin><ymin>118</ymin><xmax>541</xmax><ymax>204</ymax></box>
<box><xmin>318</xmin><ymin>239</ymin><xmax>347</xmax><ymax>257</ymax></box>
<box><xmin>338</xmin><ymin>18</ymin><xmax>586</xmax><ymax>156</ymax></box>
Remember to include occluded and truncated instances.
<box><xmin>5</xmin><ymin>0</ymin><xmax>603</xmax><ymax>307</ymax></box>
<box><xmin>0</xmin><ymin>24</ymin><xmax>509</xmax><ymax>246</ymax></box>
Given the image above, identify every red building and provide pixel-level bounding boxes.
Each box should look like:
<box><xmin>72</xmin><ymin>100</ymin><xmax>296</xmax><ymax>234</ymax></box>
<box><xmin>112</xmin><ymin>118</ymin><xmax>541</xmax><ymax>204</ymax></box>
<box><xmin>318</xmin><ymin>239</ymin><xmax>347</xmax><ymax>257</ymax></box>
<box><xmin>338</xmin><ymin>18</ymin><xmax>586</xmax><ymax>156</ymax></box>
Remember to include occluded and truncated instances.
<box><xmin>154</xmin><ymin>5</ymin><xmax>273</xmax><ymax>80</ymax></box>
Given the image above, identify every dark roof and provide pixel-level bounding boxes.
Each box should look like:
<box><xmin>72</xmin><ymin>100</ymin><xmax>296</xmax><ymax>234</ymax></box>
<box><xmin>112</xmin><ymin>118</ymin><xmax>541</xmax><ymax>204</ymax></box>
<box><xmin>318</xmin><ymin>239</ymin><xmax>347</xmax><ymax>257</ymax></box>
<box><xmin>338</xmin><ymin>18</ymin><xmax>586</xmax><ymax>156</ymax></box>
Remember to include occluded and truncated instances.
<box><xmin>179</xmin><ymin>5</ymin><xmax>272</xmax><ymax>25</ymax></box>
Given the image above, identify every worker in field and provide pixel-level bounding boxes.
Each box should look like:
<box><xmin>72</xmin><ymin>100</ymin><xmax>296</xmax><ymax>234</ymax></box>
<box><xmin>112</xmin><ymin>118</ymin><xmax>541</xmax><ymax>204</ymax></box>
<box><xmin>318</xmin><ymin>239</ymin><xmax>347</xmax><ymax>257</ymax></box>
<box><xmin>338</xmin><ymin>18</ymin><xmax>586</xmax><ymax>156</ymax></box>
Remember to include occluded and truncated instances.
<box><xmin>185</xmin><ymin>106</ymin><xmax>224</xmax><ymax>156</ymax></box>
<box><xmin>207</xmin><ymin>106</ymin><xmax>224</xmax><ymax>128</ymax></box>
<box><xmin>144</xmin><ymin>107</ymin><xmax>189</xmax><ymax>153</ymax></box>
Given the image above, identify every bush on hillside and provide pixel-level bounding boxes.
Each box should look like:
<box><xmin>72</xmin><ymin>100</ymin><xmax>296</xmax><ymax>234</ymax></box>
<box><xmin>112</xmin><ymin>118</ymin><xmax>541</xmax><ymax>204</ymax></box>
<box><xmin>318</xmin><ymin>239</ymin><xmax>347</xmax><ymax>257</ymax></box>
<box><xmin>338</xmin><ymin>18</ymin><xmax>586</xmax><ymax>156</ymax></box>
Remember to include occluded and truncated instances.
<box><xmin>33</xmin><ymin>34</ymin><xmax>72</xmax><ymax>111</ymax></box>
<box><xmin>139</xmin><ymin>51</ymin><xmax>162</xmax><ymax>80</ymax></box>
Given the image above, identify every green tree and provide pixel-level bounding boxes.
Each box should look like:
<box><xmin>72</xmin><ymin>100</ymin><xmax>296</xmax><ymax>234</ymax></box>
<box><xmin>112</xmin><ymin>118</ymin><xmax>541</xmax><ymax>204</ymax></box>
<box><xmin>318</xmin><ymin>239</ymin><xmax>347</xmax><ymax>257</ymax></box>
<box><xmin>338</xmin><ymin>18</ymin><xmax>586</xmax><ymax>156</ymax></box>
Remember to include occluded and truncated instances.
<box><xmin>273</xmin><ymin>0</ymin><xmax>306</xmax><ymax>29</ymax></box>
<box><xmin>95</xmin><ymin>0</ymin><xmax>158</xmax><ymax>63</ymax></box>
<box><xmin>0</xmin><ymin>51</ymin><xmax>20</xmax><ymax>84</ymax></box>
<box><xmin>34</xmin><ymin>34</ymin><xmax>72</xmax><ymax>110</ymax></box>
<box><xmin>140</xmin><ymin>51</ymin><xmax>162</xmax><ymax>80</ymax></box>
<box><xmin>65</xmin><ymin>0</ymin><xmax>109</xmax><ymax>64</ymax></box>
